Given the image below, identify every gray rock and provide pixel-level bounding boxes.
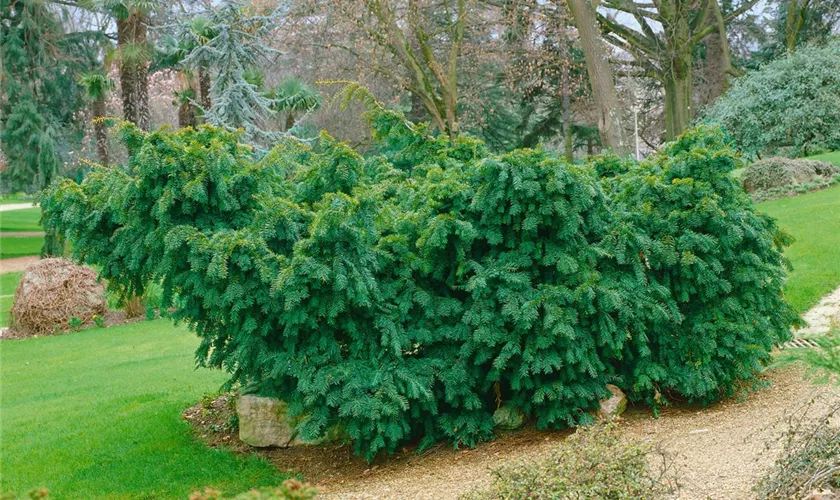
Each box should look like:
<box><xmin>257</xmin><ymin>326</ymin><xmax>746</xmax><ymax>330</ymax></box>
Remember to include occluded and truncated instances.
<box><xmin>237</xmin><ymin>394</ymin><xmax>344</xmax><ymax>447</ymax></box>
<box><xmin>597</xmin><ymin>384</ymin><xmax>627</xmax><ymax>420</ymax></box>
<box><xmin>493</xmin><ymin>405</ymin><xmax>525</xmax><ymax>430</ymax></box>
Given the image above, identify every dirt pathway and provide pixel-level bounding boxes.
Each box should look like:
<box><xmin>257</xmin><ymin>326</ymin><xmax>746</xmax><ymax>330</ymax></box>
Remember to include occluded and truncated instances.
<box><xmin>0</xmin><ymin>203</ymin><xmax>37</xmax><ymax>212</ymax></box>
<box><xmin>0</xmin><ymin>256</ymin><xmax>40</xmax><ymax>273</ymax></box>
<box><xmin>1</xmin><ymin>232</ymin><xmax>45</xmax><ymax>237</ymax></box>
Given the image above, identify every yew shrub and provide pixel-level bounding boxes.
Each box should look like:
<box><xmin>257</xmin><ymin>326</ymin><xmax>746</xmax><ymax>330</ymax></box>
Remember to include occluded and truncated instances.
<box><xmin>41</xmin><ymin>117</ymin><xmax>796</xmax><ymax>459</ymax></box>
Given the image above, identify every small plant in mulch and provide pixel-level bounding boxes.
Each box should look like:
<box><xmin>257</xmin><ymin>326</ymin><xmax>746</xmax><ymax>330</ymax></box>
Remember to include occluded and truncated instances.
<box><xmin>189</xmin><ymin>479</ymin><xmax>317</xmax><ymax>500</ymax></box>
<box><xmin>753</xmin><ymin>398</ymin><xmax>840</xmax><ymax>499</ymax></box>
<box><xmin>463</xmin><ymin>421</ymin><xmax>679</xmax><ymax>500</ymax></box>
<box><xmin>184</xmin><ymin>391</ymin><xmax>243</xmax><ymax>450</ymax></box>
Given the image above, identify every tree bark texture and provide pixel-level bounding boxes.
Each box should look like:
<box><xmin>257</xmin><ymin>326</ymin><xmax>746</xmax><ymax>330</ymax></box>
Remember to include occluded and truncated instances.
<box><xmin>566</xmin><ymin>0</ymin><xmax>628</xmax><ymax>154</ymax></box>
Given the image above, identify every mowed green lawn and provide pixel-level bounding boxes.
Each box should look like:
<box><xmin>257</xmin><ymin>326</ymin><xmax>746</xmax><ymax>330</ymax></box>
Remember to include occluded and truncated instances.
<box><xmin>0</xmin><ymin>321</ymin><xmax>287</xmax><ymax>499</ymax></box>
<box><xmin>1</xmin><ymin>207</ymin><xmax>42</xmax><ymax>232</ymax></box>
<box><xmin>0</xmin><ymin>237</ymin><xmax>44</xmax><ymax>260</ymax></box>
<box><xmin>1</xmin><ymin>271</ymin><xmax>23</xmax><ymax>327</ymax></box>
<box><xmin>1</xmin><ymin>207</ymin><xmax>44</xmax><ymax>259</ymax></box>
<box><xmin>757</xmin><ymin>183</ymin><xmax>840</xmax><ymax>313</ymax></box>
<box><xmin>806</xmin><ymin>150</ymin><xmax>840</xmax><ymax>165</ymax></box>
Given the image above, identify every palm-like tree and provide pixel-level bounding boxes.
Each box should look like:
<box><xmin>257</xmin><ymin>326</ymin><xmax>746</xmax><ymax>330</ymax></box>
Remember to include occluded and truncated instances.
<box><xmin>153</xmin><ymin>16</ymin><xmax>217</xmax><ymax>127</ymax></box>
<box><xmin>83</xmin><ymin>0</ymin><xmax>158</xmax><ymax>130</ymax></box>
<box><xmin>268</xmin><ymin>77</ymin><xmax>322</xmax><ymax>131</ymax></box>
<box><xmin>79</xmin><ymin>71</ymin><xmax>114</xmax><ymax>165</ymax></box>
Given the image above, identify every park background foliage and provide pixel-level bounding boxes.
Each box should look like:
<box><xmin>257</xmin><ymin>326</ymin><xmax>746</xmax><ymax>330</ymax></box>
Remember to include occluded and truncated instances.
<box><xmin>41</xmin><ymin>112</ymin><xmax>797</xmax><ymax>460</ymax></box>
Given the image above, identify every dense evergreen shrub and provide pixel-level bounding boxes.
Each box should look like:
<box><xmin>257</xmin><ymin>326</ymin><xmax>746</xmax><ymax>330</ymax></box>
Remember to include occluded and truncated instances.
<box><xmin>41</xmin><ymin>117</ymin><xmax>796</xmax><ymax>459</ymax></box>
<box><xmin>594</xmin><ymin>127</ymin><xmax>798</xmax><ymax>404</ymax></box>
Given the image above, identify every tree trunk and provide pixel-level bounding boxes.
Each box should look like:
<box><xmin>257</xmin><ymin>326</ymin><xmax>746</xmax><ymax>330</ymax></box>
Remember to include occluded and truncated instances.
<box><xmin>562</xmin><ymin>64</ymin><xmax>573</xmax><ymax>162</ymax></box>
<box><xmin>285</xmin><ymin>112</ymin><xmax>295</xmax><ymax>131</ymax></box>
<box><xmin>92</xmin><ymin>98</ymin><xmax>109</xmax><ymax>166</ymax></box>
<box><xmin>178</xmin><ymin>99</ymin><xmax>197</xmax><ymax>128</ymax></box>
<box><xmin>566</xmin><ymin>0</ymin><xmax>627</xmax><ymax>154</ymax></box>
<box><xmin>198</xmin><ymin>66</ymin><xmax>211</xmax><ymax>123</ymax></box>
<box><xmin>117</xmin><ymin>13</ymin><xmax>150</xmax><ymax>131</ymax></box>
<box><xmin>664</xmin><ymin>17</ymin><xmax>693</xmax><ymax>141</ymax></box>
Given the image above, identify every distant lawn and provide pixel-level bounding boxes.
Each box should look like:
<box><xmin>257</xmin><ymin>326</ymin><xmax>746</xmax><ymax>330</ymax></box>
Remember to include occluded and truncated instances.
<box><xmin>0</xmin><ymin>320</ymin><xmax>287</xmax><ymax>498</ymax></box>
<box><xmin>1</xmin><ymin>272</ymin><xmax>23</xmax><ymax>327</ymax></box>
<box><xmin>0</xmin><ymin>207</ymin><xmax>42</xmax><ymax>232</ymax></box>
<box><xmin>758</xmin><ymin>184</ymin><xmax>840</xmax><ymax>313</ymax></box>
<box><xmin>0</xmin><ymin>194</ymin><xmax>36</xmax><ymax>205</ymax></box>
<box><xmin>806</xmin><ymin>150</ymin><xmax>840</xmax><ymax>166</ymax></box>
<box><xmin>0</xmin><ymin>237</ymin><xmax>43</xmax><ymax>260</ymax></box>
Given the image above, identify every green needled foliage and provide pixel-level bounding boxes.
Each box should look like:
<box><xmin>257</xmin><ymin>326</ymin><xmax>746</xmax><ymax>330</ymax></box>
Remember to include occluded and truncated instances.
<box><xmin>41</xmin><ymin>117</ymin><xmax>797</xmax><ymax>460</ymax></box>
<box><xmin>594</xmin><ymin>126</ymin><xmax>799</xmax><ymax>404</ymax></box>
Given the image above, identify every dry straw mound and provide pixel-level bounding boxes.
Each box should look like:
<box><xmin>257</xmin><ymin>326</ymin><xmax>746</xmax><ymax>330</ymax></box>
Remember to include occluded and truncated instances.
<box><xmin>10</xmin><ymin>258</ymin><xmax>106</xmax><ymax>336</ymax></box>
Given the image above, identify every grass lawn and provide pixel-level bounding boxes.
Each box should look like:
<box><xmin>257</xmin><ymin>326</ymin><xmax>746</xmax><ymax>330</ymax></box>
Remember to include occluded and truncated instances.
<box><xmin>0</xmin><ymin>237</ymin><xmax>43</xmax><ymax>260</ymax></box>
<box><xmin>1</xmin><ymin>271</ymin><xmax>23</xmax><ymax>327</ymax></box>
<box><xmin>757</xmin><ymin>184</ymin><xmax>840</xmax><ymax>313</ymax></box>
<box><xmin>0</xmin><ymin>320</ymin><xmax>288</xmax><ymax>498</ymax></box>
<box><xmin>806</xmin><ymin>150</ymin><xmax>840</xmax><ymax>166</ymax></box>
<box><xmin>0</xmin><ymin>207</ymin><xmax>42</xmax><ymax>232</ymax></box>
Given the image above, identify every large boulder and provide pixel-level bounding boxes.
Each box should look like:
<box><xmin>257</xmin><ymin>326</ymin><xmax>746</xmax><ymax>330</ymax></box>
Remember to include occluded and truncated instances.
<box><xmin>238</xmin><ymin>394</ymin><xmax>345</xmax><ymax>448</ymax></box>
<box><xmin>10</xmin><ymin>258</ymin><xmax>106</xmax><ymax>336</ymax></box>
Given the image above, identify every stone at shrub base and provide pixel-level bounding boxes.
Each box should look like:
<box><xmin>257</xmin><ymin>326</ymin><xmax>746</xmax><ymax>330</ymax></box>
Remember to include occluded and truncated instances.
<box><xmin>238</xmin><ymin>394</ymin><xmax>345</xmax><ymax>448</ymax></box>
<box><xmin>238</xmin><ymin>395</ymin><xmax>309</xmax><ymax>447</ymax></box>
<box><xmin>597</xmin><ymin>384</ymin><xmax>627</xmax><ymax>420</ymax></box>
<box><xmin>493</xmin><ymin>405</ymin><xmax>525</xmax><ymax>430</ymax></box>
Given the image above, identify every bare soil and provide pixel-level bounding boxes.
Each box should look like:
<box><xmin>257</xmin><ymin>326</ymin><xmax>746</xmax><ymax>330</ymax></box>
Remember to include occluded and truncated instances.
<box><xmin>1</xmin><ymin>231</ymin><xmax>45</xmax><ymax>237</ymax></box>
<box><xmin>0</xmin><ymin>256</ymin><xmax>40</xmax><ymax>273</ymax></box>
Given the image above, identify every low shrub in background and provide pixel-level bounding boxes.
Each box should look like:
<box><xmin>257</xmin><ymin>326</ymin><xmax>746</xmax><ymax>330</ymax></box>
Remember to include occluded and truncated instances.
<box><xmin>464</xmin><ymin>421</ymin><xmax>675</xmax><ymax>500</ymax></box>
<box><xmin>741</xmin><ymin>157</ymin><xmax>840</xmax><ymax>202</ymax></box>
<box><xmin>41</xmin><ymin>113</ymin><xmax>797</xmax><ymax>459</ymax></box>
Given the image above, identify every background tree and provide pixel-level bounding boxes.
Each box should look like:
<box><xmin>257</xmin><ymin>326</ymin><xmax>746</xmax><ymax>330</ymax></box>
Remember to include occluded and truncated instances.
<box><xmin>595</xmin><ymin>0</ymin><xmax>759</xmax><ymax>140</ymax></box>
<box><xmin>704</xmin><ymin>41</ymin><xmax>840</xmax><ymax>157</ymax></box>
<box><xmin>79</xmin><ymin>71</ymin><xmax>115</xmax><ymax>166</ymax></box>
<box><xmin>92</xmin><ymin>0</ymin><xmax>158</xmax><ymax>130</ymax></box>
<box><xmin>182</xmin><ymin>1</ymin><xmax>281</xmax><ymax>143</ymax></box>
<box><xmin>565</xmin><ymin>0</ymin><xmax>628</xmax><ymax>153</ymax></box>
<box><xmin>268</xmin><ymin>77</ymin><xmax>323</xmax><ymax>131</ymax></box>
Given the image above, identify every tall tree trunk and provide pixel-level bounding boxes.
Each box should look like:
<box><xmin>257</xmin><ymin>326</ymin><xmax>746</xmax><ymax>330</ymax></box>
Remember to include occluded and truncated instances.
<box><xmin>561</xmin><ymin>64</ymin><xmax>573</xmax><ymax>162</ymax></box>
<box><xmin>198</xmin><ymin>66</ymin><xmax>211</xmax><ymax>123</ymax></box>
<box><xmin>664</xmin><ymin>16</ymin><xmax>693</xmax><ymax>141</ymax></box>
<box><xmin>117</xmin><ymin>13</ymin><xmax>150</xmax><ymax>130</ymax></box>
<box><xmin>285</xmin><ymin>112</ymin><xmax>295</xmax><ymax>131</ymax></box>
<box><xmin>566</xmin><ymin>0</ymin><xmax>627</xmax><ymax>154</ymax></box>
<box><xmin>92</xmin><ymin>98</ymin><xmax>109</xmax><ymax>166</ymax></box>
